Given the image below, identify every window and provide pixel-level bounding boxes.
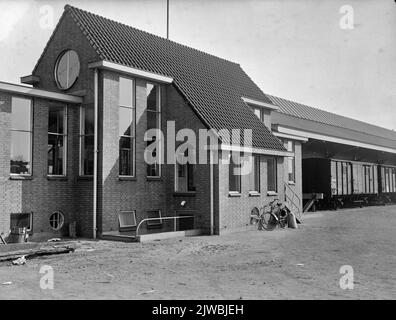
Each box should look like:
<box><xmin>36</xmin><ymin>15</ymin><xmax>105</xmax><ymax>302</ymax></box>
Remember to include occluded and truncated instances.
<box><xmin>10</xmin><ymin>97</ymin><xmax>32</xmax><ymax>175</ymax></box>
<box><xmin>253</xmin><ymin>107</ymin><xmax>264</xmax><ymax>122</ymax></box>
<box><xmin>229</xmin><ymin>153</ymin><xmax>241</xmax><ymax>193</ymax></box>
<box><xmin>146</xmin><ymin>83</ymin><xmax>161</xmax><ymax>177</ymax></box>
<box><xmin>249</xmin><ymin>155</ymin><xmax>260</xmax><ymax>193</ymax></box>
<box><xmin>48</xmin><ymin>105</ymin><xmax>67</xmax><ymax>176</ymax></box>
<box><xmin>10</xmin><ymin>212</ymin><xmax>33</xmax><ymax>232</ymax></box>
<box><xmin>267</xmin><ymin>157</ymin><xmax>277</xmax><ymax>193</ymax></box>
<box><xmin>118</xmin><ymin>211</ymin><xmax>137</xmax><ymax>229</ymax></box>
<box><xmin>146</xmin><ymin>210</ymin><xmax>162</xmax><ymax>227</ymax></box>
<box><xmin>175</xmin><ymin>150</ymin><xmax>196</xmax><ymax>192</ymax></box>
<box><xmin>49</xmin><ymin>211</ymin><xmax>65</xmax><ymax>230</ymax></box>
<box><xmin>55</xmin><ymin>50</ymin><xmax>80</xmax><ymax>90</ymax></box>
<box><xmin>287</xmin><ymin>140</ymin><xmax>295</xmax><ymax>183</ymax></box>
<box><xmin>119</xmin><ymin>77</ymin><xmax>135</xmax><ymax>176</ymax></box>
<box><xmin>79</xmin><ymin>106</ymin><xmax>94</xmax><ymax>176</ymax></box>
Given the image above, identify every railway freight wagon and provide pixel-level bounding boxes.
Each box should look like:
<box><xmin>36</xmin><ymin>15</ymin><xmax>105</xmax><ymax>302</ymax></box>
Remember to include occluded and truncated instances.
<box><xmin>379</xmin><ymin>165</ymin><xmax>396</xmax><ymax>202</ymax></box>
<box><xmin>302</xmin><ymin>158</ymin><xmax>392</xmax><ymax>210</ymax></box>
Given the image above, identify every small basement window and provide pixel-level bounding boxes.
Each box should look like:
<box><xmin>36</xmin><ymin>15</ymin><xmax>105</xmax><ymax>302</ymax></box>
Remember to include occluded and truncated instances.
<box><xmin>118</xmin><ymin>211</ymin><xmax>137</xmax><ymax>229</ymax></box>
<box><xmin>49</xmin><ymin>211</ymin><xmax>65</xmax><ymax>230</ymax></box>
<box><xmin>10</xmin><ymin>212</ymin><xmax>33</xmax><ymax>232</ymax></box>
<box><xmin>146</xmin><ymin>210</ymin><xmax>162</xmax><ymax>227</ymax></box>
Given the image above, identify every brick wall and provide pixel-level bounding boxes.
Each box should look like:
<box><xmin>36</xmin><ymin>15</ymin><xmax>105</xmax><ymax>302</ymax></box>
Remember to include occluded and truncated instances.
<box><xmin>216</xmin><ymin>150</ymin><xmax>285</xmax><ymax>233</ymax></box>
<box><xmin>29</xmin><ymin>9</ymin><xmax>99</xmax><ymax>237</ymax></box>
<box><xmin>98</xmin><ymin>70</ymin><xmax>212</xmax><ymax>234</ymax></box>
<box><xmin>0</xmin><ymin>93</ymin><xmax>81</xmax><ymax>239</ymax></box>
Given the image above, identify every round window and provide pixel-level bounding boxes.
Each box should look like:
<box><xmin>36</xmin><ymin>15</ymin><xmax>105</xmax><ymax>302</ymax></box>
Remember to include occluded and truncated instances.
<box><xmin>49</xmin><ymin>211</ymin><xmax>65</xmax><ymax>230</ymax></box>
<box><xmin>54</xmin><ymin>50</ymin><xmax>80</xmax><ymax>90</ymax></box>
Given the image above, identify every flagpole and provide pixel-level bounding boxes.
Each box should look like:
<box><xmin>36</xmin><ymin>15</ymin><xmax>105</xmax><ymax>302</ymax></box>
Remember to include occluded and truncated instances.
<box><xmin>166</xmin><ymin>0</ymin><xmax>169</xmax><ymax>39</ymax></box>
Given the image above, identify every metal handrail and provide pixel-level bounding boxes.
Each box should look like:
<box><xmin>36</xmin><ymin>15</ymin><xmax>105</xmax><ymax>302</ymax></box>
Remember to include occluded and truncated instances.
<box><xmin>135</xmin><ymin>215</ymin><xmax>194</xmax><ymax>237</ymax></box>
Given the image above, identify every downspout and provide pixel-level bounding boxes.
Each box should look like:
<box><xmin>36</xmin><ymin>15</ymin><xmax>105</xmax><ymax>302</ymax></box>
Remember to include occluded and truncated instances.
<box><xmin>93</xmin><ymin>68</ymin><xmax>98</xmax><ymax>239</ymax></box>
<box><xmin>209</xmin><ymin>149</ymin><xmax>214</xmax><ymax>235</ymax></box>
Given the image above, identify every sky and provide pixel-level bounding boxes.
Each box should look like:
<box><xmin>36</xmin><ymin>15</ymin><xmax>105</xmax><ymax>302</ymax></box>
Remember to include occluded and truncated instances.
<box><xmin>0</xmin><ymin>0</ymin><xmax>395</xmax><ymax>131</ymax></box>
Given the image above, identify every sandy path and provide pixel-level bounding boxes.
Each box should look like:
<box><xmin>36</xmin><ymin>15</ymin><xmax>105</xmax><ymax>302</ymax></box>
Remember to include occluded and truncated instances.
<box><xmin>0</xmin><ymin>205</ymin><xmax>395</xmax><ymax>299</ymax></box>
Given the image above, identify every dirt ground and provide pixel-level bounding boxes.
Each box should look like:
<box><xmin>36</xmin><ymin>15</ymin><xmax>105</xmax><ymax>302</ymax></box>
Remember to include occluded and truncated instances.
<box><xmin>0</xmin><ymin>205</ymin><xmax>395</xmax><ymax>300</ymax></box>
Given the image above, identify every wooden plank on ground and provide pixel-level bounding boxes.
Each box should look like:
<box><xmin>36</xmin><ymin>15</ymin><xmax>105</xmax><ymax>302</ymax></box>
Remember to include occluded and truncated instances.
<box><xmin>0</xmin><ymin>244</ymin><xmax>77</xmax><ymax>262</ymax></box>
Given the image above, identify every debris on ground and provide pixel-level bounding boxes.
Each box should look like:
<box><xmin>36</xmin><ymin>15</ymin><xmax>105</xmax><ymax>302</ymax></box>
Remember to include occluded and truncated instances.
<box><xmin>296</xmin><ymin>263</ymin><xmax>304</xmax><ymax>266</ymax></box>
<box><xmin>47</xmin><ymin>238</ymin><xmax>61</xmax><ymax>242</ymax></box>
<box><xmin>0</xmin><ymin>243</ymin><xmax>77</xmax><ymax>263</ymax></box>
<box><xmin>2</xmin><ymin>282</ymin><xmax>12</xmax><ymax>285</ymax></box>
<box><xmin>12</xmin><ymin>256</ymin><xmax>26</xmax><ymax>266</ymax></box>
<box><xmin>137</xmin><ymin>289</ymin><xmax>156</xmax><ymax>295</ymax></box>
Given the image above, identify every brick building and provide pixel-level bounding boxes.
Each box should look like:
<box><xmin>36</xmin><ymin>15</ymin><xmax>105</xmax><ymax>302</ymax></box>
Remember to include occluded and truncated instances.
<box><xmin>0</xmin><ymin>5</ymin><xmax>300</xmax><ymax>240</ymax></box>
<box><xmin>1</xmin><ymin>5</ymin><xmax>393</xmax><ymax>241</ymax></box>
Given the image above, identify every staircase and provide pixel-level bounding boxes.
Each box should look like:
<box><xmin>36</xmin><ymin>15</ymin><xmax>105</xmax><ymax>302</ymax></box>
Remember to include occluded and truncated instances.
<box><xmin>284</xmin><ymin>183</ymin><xmax>302</xmax><ymax>221</ymax></box>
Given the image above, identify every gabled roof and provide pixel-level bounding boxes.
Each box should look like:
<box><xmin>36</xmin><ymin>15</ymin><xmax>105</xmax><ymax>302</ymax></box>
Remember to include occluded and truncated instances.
<box><xmin>269</xmin><ymin>94</ymin><xmax>396</xmax><ymax>150</ymax></box>
<box><xmin>55</xmin><ymin>5</ymin><xmax>285</xmax><ymax>151</ymax></box>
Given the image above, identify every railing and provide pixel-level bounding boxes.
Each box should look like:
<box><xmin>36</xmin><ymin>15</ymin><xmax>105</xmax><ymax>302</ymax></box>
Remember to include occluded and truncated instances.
<box><xmin>135</xmin><ymin>215</ymin><xmax>194</xmax><ymax>237</ymax></box>
<box><xmin>284</xmin><ymin>182</ymin><xmax>302</xmax><ymax>219</ymax></box>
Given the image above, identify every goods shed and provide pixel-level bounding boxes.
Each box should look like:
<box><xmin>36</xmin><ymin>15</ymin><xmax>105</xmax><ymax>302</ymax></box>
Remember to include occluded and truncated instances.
<box><xmin>269</xmin><ymin>95</ymin><xmax>396</xmax><ymax>210</ymax></box>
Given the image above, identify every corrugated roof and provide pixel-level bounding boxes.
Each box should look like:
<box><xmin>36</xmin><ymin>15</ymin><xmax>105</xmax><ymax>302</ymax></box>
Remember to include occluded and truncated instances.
<box><xmin>268</xmin><ymin>94</ymin><xmax>396</xmax><ymax>144</ymax></box>
<box><xmin>57</xmin><ymin>5</ymin><xmax>285</xmax><ymax>151</ymax></box>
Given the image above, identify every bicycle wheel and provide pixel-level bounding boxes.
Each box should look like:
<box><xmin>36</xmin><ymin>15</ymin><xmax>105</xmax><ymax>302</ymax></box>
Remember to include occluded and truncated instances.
<box><xmin>260</xmin><ymin>212</ymin><xmax>277</xmax><ymax>231</ymax></box>
<box><xmin>278</xmin><ymin>209</ymin><xmax>288</xmax><ymax>229</ymax></box>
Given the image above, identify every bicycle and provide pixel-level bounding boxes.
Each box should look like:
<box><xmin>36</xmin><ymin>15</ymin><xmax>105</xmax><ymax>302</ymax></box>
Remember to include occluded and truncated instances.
<box><xmin>250</xmin><ymin>199</ymin><xmax>289</xmax><ymax>231</ymax></box>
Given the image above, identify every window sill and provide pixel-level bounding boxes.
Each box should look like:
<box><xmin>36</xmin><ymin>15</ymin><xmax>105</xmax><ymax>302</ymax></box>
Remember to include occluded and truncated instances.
<box><xmin>47</xmin><ymin>176</ymin><xmax>68</xmax><ymax>181</ymax></box>
<box><xmin>9</xmin><ymin>175</ymin><xmax>32</xmax><ymax>180</ymax></box>
<box><xmin>77</xmin><ymin>176</ymin><xmax>93</xmax><ymax>181</ymax></box>
<box><xmin>173</xmin><ymin>191</ymin><xmax>196</xmax><ymax>197</ymax></box>
<box><xmin>249</xmin><ymin>191</ymin><xmax>261</xmax><ymax>197</ymax></box>
<box><xmin>228</xmin><ymin>192</ymin><xmax>242</xmax><ymax>197</ymax></box>
<box><xmin>146</xmin><ymin>176</ymin><xmax>162</xmax><ymax>181</ymax></box>
<box><xmin>118</xmin><ymin>176</ymin><xmax>136</xmax><ymax>181</ymax></box>
<box><xmin>267</xmin><ymin>191</ymin><xmax>278</xmax><ymax>196</ymax></box>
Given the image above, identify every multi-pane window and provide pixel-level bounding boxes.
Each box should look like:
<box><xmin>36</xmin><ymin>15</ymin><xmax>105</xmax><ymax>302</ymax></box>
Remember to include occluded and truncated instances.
<box><xmin>229</xmin><ymin>154</ymin><xmax>241</xmax><ymax>193</ymax></box>
<box><xmin>10</xmin><ymin>97</ymin><xmax>32</xmax><ymax>175</ymax></box>
<box><xmin>249</xmin><ymin>155</ymin><xmax>260</xmax><ymax>192</ymax></box>
<box><xmin>175</xmin><ymin>150</ymin><xmax>195</xmax><ymax>192</ymax></box>
<box><xmin>267</xmin><ymin>157</ymin><xmax>277</xmax><ymax>193</ymax></box>
<box><xmin>79</xmin><ymin>106</ymin><xmax>94</xmax><ymax>176</ymax></box>
<box><xmin>48</xmin><ymin>105</ymin><xmax>67</xmax><ymax>176</ymax></box>
<box><xmin>287</xmin><ymin>140</ymin><xmax>295</xmax><ymax>183</ymax></box>
<box><xmin>146</xmin><ymin>83</ymin><xmax>161</xmax><ymax>177</ymax></box>
<box><xmin>119</xmin><ymin>77</ymin><xmax>135</xmax><ymax>176</ymax></box>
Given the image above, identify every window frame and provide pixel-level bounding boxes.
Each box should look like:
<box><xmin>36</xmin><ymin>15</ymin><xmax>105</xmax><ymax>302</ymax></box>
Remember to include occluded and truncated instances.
<box><xmin>286</xmin><ymin>140</ymin><xmax>296</xmax><ymax>184</ymax></box>
<box><xmin>10</xmin><ymin>212</ymin><xmax>33</xmax><ymax>233</ymax></box>
<box><xmin>146</xmin><ymin>210</ymin><xmax>162</xmax><ymax>227</ymax></box>
<box><xmin>252</xmin><ymin>106</ymin><xmax>264</xmax><ymax>122</ymax></box>
<box><xmin>79</xmin><ymin>106</ymin><xmax>94</xmax><ymax>177</ymax></box>
<box><xmin>118</xmin><ymin>77</ymin><xmax>136</xmax><ymax>178</ymax></box>
<box><xmin>267</xmin><ymin>157</ymin><xmax>278</xmax><ymax>194</ymax></box>
<box><xmin>54</xmin><ymin>50</ymin><xmax>80</xmax><ymax>91</ymax></box>
<box><xmin>10</xmin><ymin>96</ymin><xmax>33</xmax><ymax>177</ymax></box>
<box><xmin>249</xmin><ymin>155</ymin><xmax>261</xmax><ymax>194</ymax></box>
<box><xmin>146</xmin><ymin>83</ymin><xmax>162</xmax><ymax>178</ymax></box>
<box><xmin>118</xmin><ymin>210</ymin><xmax>137</xmax><ymax>229</ymax></box>
<box><xmin>49</xmin><ymin>211</ymin><xmax>65</xmax><ymax>231</ymax></box>
<box><xmin>174</xmin><ymin>160</ymin><xmax>196</xmax><ymax>193</ymax></box>
<box><xmin>47</xmin><ymin>105</ymin><xmax>68</xmax><ymax>177</ymax></box>
<box><xmin>229</xmin><ymin>153</ymin><xmax>242</xmax><ymax>194</ymax></box>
